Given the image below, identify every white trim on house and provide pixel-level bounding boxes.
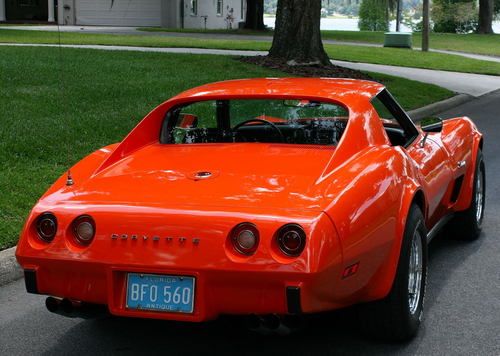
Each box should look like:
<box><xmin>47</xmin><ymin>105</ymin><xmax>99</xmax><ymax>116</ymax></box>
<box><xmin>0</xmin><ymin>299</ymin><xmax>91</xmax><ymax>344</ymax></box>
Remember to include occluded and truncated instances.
<box><xmin>48</xmin><ymin>0</ymin><xmax>55</xmax><ymax>22</ymax></box>
<box><xmin>0</xmin><ymin>0</ymin><xmax>5</xmax><ymax>22</ymax></box>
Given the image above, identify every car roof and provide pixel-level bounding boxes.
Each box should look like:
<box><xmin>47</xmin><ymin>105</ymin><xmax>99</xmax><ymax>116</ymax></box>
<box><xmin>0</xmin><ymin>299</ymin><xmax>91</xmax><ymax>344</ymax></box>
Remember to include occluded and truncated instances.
<box><xmin>96</xmin><ymin>78</ymin><xmax>389</xmax><ymax>173</ymax></box>
<box><xmin>172</xmin><ymin>78</ymin><xmax>386</xmax><ymax>104</ymax></box>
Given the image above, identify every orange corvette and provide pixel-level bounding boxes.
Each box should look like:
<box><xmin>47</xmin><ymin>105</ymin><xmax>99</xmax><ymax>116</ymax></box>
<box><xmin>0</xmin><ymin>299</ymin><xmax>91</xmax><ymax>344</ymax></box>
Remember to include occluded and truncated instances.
<box><xmin>16</xmin><ymin>78</ymin><xmax>485</xmax><ymax>341</ymax></box>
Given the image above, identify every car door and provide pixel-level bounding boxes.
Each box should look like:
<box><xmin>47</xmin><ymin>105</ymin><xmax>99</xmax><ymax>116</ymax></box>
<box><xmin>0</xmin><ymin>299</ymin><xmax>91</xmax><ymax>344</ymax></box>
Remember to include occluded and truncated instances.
<box><xmin>371</xmin><ymin>90</ymin><xmax>454</xmax><ymax>225</ymax></box>
<box><xmin>405</xmin><ymin>134</ymin><xmax>454</xmax><ymax>223</ymax></box>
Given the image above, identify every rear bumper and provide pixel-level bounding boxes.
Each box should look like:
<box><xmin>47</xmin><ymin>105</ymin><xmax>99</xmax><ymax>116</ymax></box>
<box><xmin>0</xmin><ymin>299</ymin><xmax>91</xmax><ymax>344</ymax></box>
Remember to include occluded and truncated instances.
<box><xmin>19</xmin><ymin>258</ymin><xmax>342</xmax><ymax>322</ymax></box>
<box><xmin>17</xmin><ymin>206</ymin><xmax>346</xmax><ymax>321</ymax></box>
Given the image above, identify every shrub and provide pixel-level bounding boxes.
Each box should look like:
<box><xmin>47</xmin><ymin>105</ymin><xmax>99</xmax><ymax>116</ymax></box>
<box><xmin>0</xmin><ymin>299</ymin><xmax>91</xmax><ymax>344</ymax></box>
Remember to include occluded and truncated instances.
<box><xmin>359</xmin><ymin>0</ymin><xmax>389</xmax><ymax>31</ymax></box>
<box><xmin>432</xmin><ymin>0</ymin><xmax>478</xmax><ymax>33</ymax></box>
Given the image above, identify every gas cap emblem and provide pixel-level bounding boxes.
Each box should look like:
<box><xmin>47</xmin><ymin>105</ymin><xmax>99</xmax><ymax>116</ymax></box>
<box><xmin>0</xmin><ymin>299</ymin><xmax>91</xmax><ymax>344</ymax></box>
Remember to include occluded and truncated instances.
<box><xmin>196</xmin><ymin>171</ymin><xmax>212</xmax><ymax>178</ymax></box>
<box><xmin>187</xmin><ymin>170</ymin><xmax>219</xmax><ymax>181</ymax></box>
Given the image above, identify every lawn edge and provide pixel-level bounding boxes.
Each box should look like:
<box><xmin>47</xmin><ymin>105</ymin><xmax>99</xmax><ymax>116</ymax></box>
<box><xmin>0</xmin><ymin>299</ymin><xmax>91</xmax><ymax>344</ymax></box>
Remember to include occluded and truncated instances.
<box><xmin>408</xmin><ymin>94</ymin><xmax>474</xmax><ymax>121</ymax></box>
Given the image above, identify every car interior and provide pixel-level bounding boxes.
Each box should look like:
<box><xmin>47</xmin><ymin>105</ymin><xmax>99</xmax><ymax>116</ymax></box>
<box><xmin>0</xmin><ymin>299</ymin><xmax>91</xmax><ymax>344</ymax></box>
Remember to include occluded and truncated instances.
<box><xmin>160</xmin><ymin>97</ymin><xmax>414</xmax><ymax>147</ymax></box>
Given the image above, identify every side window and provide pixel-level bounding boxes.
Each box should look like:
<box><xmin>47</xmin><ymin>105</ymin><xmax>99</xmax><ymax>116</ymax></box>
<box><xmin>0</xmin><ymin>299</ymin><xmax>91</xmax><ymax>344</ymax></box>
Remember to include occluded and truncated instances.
<box><xmin>371</xmin><ymin>90</ymin><xmax>418</xmax><ymax>147</ymax></box>
<box><xmin>173</xmin><ymin>101</ymin><xmax>217</xmax><ymax>143</ymax></box>
<box><xmin>178</xmin><ymin>101</ymin><xmax>216</xmax><ymax>128</ymax></box>
<box><xmin>371</xmin><ymin>96</ymin><xmax>402</xmax><ymax>129</ymax></box>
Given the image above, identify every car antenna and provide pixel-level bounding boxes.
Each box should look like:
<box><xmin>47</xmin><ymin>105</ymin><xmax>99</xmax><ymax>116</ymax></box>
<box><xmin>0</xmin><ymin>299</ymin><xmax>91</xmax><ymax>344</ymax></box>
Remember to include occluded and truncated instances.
<box><xmin>66</xmin><ymin>170</ymin><xmax>74</xmax><ymax>186</ymax></box>
<box><xmin>55</xmin><ymin>16</ymin><xmax>74</xmax><ymax>186</ymax></box>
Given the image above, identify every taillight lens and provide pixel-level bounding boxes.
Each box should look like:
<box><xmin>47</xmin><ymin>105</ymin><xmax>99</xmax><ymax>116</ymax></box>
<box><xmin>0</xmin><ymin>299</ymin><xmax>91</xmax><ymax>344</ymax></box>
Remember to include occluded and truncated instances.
<box><xmin>277</xmin><ymin>224</ymin><xmax>306</xmax><ymax>257</ymax></box>
<box><xmin>36</xmin><ymin>213</ymin><xmax>57</xmax><ymax>242</ymax></box>
<box><xmin>230</xmin><ymin>223</ymin><xmax>259</xmax><ymax>255</ymax></box>
<box><xmin>72</xmin><ymin>215</ymin><xmax>96</xmax><ymax>246</ymax></box>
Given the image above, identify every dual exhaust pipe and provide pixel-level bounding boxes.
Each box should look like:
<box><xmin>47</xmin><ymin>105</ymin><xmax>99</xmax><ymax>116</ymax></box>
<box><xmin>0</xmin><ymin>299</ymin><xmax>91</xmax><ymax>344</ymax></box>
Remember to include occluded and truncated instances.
<box><xmin>45</xmin><ymin>297</ymin><xmax>106</xmax><ymax>319</ymax></box>
<box><xmin>46</xmin><ymin>297</ymin><xmax>301</xmax><ymax>334</ymax></box>
<box><xmin>246</xmin><ymin>314</ymin><xmax>303</xmax><ymax>335</ymax></box>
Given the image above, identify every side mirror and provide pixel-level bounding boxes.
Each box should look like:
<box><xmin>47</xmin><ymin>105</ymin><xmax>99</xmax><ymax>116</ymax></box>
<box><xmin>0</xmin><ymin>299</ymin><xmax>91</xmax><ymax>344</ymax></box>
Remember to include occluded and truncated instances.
<box><xmin>178</xmin><ymin>113</ymin><xmax>198</xmax><ymax>129</ymax></box>
<box><xmin>420</xmin><ymin>117</ymin><xmax>443</xmax><ymax>133</ymax></box>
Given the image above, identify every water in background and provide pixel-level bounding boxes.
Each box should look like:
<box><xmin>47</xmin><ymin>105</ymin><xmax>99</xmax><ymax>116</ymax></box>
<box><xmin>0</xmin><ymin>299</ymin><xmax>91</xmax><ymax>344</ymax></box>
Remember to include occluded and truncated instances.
<box><xmin>264</xmin><ymin>17</ymin><xmax>500</xmax><ymax>33</ymax></box>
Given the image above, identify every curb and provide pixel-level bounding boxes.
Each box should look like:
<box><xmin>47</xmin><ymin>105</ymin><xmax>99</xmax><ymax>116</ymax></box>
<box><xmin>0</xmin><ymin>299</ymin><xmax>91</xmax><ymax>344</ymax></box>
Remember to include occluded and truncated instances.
<box><xmin>408</xmin><ymin>94</ymin><xmax>475</xmax><ymax>121</ymax></box>
<box><xmin>0</xmin><ymin>246</ymin><xmax>23</xmax><ymax>287</ymax></box>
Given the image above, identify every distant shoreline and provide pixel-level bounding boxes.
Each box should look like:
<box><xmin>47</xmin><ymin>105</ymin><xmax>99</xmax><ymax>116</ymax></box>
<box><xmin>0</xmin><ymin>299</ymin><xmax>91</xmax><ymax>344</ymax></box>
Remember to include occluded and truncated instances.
<box><xmin>263</xmin><ymin>16</ymin><xmax>500</xmax><ymax>33</ymax></box>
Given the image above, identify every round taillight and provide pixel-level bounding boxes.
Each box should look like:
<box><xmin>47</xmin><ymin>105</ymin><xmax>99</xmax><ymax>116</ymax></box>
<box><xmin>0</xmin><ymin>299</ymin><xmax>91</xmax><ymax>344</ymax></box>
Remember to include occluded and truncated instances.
<box><xmin>36</xmin><ymin>213</ymin><xmax>57</xmax><ymax>242</ymax></box>
<box><xmin>277</xmin><ymin>224</ymin><xmax>306</xmax><ymax>257</ymax></box>
<box><xmin>230</xmin><ymin>223</ymin><xmax>259</xmax><ymax>255</ymax></box>
<box><xmin>72</xmin><ymin>215</ymin><xmax>96</xmax><ymax>246</ymax></box>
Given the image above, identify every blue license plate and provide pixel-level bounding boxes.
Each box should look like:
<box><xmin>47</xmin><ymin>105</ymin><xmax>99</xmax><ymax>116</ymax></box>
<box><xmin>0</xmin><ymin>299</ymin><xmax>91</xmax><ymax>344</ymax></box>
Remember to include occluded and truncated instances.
<box><xmin>126</xmin><ymin>273</ymin><xmax>195</xmax><ymax>313</ymax></box>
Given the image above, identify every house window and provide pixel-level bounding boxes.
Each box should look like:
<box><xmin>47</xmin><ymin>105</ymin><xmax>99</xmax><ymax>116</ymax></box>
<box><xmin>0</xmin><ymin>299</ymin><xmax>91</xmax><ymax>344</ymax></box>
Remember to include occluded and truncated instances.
<box><xmin>217</xmin><ymin>0</ymin><xmax>223</xmax><ymax>16</ymax></box>
<box><xmin>190</xmin><ymin>0</ymin><xmax>198</xmax><ymax>16</ymax></box>
<box><xmin>241</xmin><ymin>0</ymin><xmax>244</xmax><ymax>19</ymax></box>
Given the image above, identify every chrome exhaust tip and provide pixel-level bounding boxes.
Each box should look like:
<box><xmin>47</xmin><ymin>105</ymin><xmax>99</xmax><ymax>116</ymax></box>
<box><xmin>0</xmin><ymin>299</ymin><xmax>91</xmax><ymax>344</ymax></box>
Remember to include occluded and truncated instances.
<box><xmin>45</xmin><ymin>297</ymin><xmax>106</xmax><ymax>319</ymax></box>
<box><xmin>246</xmin><ymin>314</ymin><xmax>300</xmax><ymax>336</ymax></box>
<box><xmin>45</xmin><ymin>296</ymin><xmax>61</xmax><ymax>313</ymax></box>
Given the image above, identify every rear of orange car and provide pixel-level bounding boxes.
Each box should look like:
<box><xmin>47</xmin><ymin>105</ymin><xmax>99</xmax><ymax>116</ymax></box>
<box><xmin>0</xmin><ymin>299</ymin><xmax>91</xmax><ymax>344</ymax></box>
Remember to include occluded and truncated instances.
<box><xmin>16</xmin><ymin>144</ymin><xmax>346</xmax><ymax>322</ymax></box>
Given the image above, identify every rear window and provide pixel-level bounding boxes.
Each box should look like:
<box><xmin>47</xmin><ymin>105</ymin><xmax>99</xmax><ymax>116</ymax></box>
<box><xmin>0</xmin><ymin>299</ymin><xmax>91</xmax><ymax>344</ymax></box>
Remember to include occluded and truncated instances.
<box><xmin>160</xmin><ymin>99</ymin><xmax>349</xmax><ymax>145</ymax></box>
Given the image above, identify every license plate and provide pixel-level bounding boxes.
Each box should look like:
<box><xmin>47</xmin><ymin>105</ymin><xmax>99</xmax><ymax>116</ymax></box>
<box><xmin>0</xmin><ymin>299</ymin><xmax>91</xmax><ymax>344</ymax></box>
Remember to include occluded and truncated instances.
<box><xmin>126</xmin><ymin>273</ymin><xmax>195</xmax><ymax>313</ymax></box>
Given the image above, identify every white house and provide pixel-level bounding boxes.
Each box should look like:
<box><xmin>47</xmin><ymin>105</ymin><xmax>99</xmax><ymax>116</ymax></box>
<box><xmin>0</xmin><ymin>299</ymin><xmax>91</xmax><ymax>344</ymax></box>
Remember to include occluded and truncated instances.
<box><xmin>0</xmin><ymin>0</ymin><xmax>247</xmax><ymax>29</ymax></box>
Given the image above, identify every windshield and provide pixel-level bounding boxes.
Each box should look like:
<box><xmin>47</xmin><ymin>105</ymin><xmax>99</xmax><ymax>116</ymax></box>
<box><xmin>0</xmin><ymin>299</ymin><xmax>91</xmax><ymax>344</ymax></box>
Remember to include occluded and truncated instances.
<box><xmin>160</xmin><ymin>99</ymin><xmax>349</xmax><ymax>145</ymax></box>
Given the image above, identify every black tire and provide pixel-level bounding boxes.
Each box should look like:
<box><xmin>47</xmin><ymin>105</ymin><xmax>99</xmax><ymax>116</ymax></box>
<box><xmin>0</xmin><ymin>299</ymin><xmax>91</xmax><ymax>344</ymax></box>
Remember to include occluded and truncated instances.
<box><xmin>360</xmin><ymin>204</ymin><xmax>428</xmax><ymax>342</ymax></box>
<box><xmin>449</xmin><ymin>150</ymin><xmax>485</xmax><ymax>241</ymax></box>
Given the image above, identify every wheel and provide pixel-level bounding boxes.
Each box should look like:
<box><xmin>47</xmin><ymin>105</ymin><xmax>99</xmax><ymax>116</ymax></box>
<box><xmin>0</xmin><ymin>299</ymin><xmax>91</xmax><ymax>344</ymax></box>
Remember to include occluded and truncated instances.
<box><xmin>449</xmin><ymin>150</ymin><xmax>485</xmax><ymax>240</ymax></box>
<box><xmin>360</xmin><ymin>204</ymin><xmax>427</xmax><ymax>341</ymax></box>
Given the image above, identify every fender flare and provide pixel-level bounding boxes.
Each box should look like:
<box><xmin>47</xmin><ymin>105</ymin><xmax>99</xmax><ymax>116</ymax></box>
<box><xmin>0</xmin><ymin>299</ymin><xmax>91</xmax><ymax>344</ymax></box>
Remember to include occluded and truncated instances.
<box><xmin>361</xmin><ymin>178</ymin><xmax>426</xmax><ymax>301</ymax></box>
<box><xmin>454</xmin><ymin>131</ymin><xmax>483</xmax><ymax>211</ymax></box>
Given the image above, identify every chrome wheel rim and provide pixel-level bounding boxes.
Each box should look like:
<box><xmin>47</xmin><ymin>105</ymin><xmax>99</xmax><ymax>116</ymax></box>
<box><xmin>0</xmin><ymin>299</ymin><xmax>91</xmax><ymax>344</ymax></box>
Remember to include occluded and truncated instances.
<box><xmin>475</xmin><ymin>167</ymin><xmax>484</xmax><ymax>224</ymax></box>
<box><xmin>408</xmin><ymin>227</ymin><xmax>423</xmax><ymax>315</ymax></box>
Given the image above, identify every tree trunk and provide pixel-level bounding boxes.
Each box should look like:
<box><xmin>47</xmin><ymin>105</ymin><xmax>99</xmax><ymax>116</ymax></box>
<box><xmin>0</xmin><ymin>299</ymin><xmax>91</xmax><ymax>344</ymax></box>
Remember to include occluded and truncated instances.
<box><xmin>422</xmin><ymin>0</ymin><xmax>429</xmax><ymax>51</ymax></box>
<box><xmin>478</xmin><ymin>0</ymin><xmax>494</xmax><ymax>34</ymax></box>
<box><xmin>244</xmin><ymin>0</ymin><xmax>265</xmax><ymax>30</ymax></box>
<box><xmin>395</xmin><ymin>0</ymin><xmax>401</xmax><ymax>32</ymax></box>
<box><xmin>268</xmin><ymin>0</ymin><xmax>330</xmax><ymax>66</ymax></box>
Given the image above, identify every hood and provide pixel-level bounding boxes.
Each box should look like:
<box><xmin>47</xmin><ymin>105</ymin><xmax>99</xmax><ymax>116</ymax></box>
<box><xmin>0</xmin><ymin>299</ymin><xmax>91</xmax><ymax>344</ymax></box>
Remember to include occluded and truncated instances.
<box><xmin>66</xmin><ymin>143</ymin><xmax>336</xmax><ymax>212</ymax></box>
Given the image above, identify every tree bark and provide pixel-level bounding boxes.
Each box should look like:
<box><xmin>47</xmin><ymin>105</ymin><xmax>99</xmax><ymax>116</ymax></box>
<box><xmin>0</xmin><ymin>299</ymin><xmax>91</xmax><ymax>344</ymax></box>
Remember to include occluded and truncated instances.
<box><xmin>244</xmin><ymin>0</ymin><xmax>265</xmax><ymax>30</ymax></box>
<box><xmin>395</xmin><ymin>0</ymin><xmax>401</xmax><ymax>32</ymax></box>
<box><xmin>268</xmin><ymin>0</ymin><xmax>330</xmax><ymax>66</ymax></box>
<box><xmin>422</xmin><ymin>0</ymin><xmax>429</xmax><ymax>51</ymax></box>
<box><xmin>478</xmin><ymin>0</ymin><xmax>494</xmax><ymax>34</ymax></box>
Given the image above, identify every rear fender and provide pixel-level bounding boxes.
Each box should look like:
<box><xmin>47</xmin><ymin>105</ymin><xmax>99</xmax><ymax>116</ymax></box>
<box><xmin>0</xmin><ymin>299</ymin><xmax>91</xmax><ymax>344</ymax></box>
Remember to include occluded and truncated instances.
<box><xmin>323</xmin><ymin>146</ymin><xmax>424</xmax><ymax>303</ymax></box>
<box><xmin>360</xmin><ymin>176</ymin><xmax>424</xmax><ymax>301</ymax></box>
<box><xmin>440</xmin><ymin>118</ymin><xmax>483</xmax><ymax>211</ymax></box>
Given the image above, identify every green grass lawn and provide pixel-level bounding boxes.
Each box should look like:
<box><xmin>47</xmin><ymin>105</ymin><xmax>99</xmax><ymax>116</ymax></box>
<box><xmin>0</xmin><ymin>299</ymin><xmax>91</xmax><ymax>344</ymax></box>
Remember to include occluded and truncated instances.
<box><xmin>140</xmin><ymin>27</ymin><xmax>275</xmax><ymax>37</ymax></box>
<box><xmin>1</xmin><ymin>29</ymin><xmax>500</xmax><ymax>76</ymax></box>
<box><xmin>140</xmin><ymin>27</ymin><xmax>500</xmax><ymax>57</ymax></box>
<box><xmin>0</xmin><ymin>46</ymin><xmax>452</xmax><ymax>249</ymax></box>
<box><xmin>321</xmin><ymin>31</ymin><xmax>500</xmax><ymax>57</ymax></box>
<box><xmin>0</xmin><ymin>28</ymin><xmax>271</xmax><ymax>50</ymax></box>
<box><xmin>324</xmin><ymin>45</ymin><xmax>500</xmax><ymax>76</ymax></box>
